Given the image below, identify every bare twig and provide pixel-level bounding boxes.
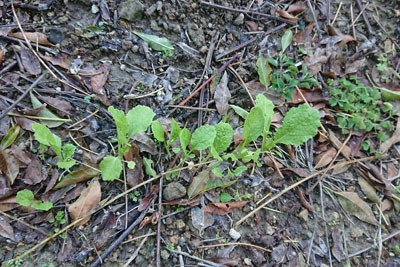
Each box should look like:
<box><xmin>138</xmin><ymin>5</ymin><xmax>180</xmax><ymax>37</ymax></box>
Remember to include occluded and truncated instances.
<box><xmin>124</xmin><ymin>229</ymin><xmax>152</xmax><ymax>267</ymax></box>
<box><xmin>354</xmin><ymin>0</ymin><xmax>372</xmax><ymax>34</ymax></box>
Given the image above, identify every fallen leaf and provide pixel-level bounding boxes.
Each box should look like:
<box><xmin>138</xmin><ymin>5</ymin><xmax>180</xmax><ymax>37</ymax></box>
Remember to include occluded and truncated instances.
<box><xmin>38</xmin><ymin>95</ymin><xmax>75</xmax><ymax>116</ymax></box>
<box><xmin>2</xmin><ymin>149</ymin><xmax>20</xmax><ymax>185</ymax></box>
<box><xmin>294</xmin><ymin>21</ymin><xmax>314</xmax><ymax>44</ymax></box>
<box><xmin>203</xmin><ymin>201</ymin><xmax>247</xmax><ymax>216</ymax></box>
<box><xmin>327</xmin><ymin>25</ymin><xmax>359</xmax><ymax>46</ymax></box>
<box><xmin>165</xmin><ymin>195</ymin><xmax>202</xmax><ymax>206</ymax></box>
<box><xmin>30</xmin><ymin>91</ymin><xmax>64</xmax><ymax>128</ymax></box>
<box><xmin>336</xmin><ymin>191</ymin><xmax>378</xmax><ymax>226</ymax></box>
<box><xmin>138</xmin><ymin>185</ymin><xmax>159</xmax><ymax>211</ymax></box>
<box><xmin>379</xmin><ymin>117</ymin><xmax>400</xmax><ymax>154</ymax></box>
<box><xmin>214</xmin><ymin>71</ymin><xmax>231</xmax><ymax>115</ymax></box>
<box><xmin>188</xmin><ymin>169</ymin><xmax>211</xmax><ymax>199</ymax></box>
<box><xmin>345</xmin><ymin>58</ymin><xmax>366</xmax><ymax>74</ymax></box>
<box><xmin>91</xmin><ymin>62</ymin><xmax>111</xmax><ymax>95</ymax></box>
<box><xmin>331</xmin><ymin>227</ymin><xmax>344</xmax><ymax>262</ymax></box>
<box><xmin>314</xmin><ymin>147</ymin><xmax>337</xmax><ymax>169</ymax></box>
<box><xmin>0</xmin><ymin>215</ymin><xmax>16</xmax><ymax>241</ymax></box>
<box><xmin>9</xmin><ymin>32</ymin><xmax>51</xmax><ymax>46</ymax></box>
<box><xmin>54</xmin><ymin>167</ymin><xmax>100</xmax><ymax>189</ymax></box>
<box><xmin>381</xmin><ymin>199</ymin><xmax>393</xmax><ymax>212</ymax></box>
<box><xmin>20</xmin><ymin>47</ymin><xmax>41</xmax><ymax>75</ymax></box>
<box><xmin>245</xmin><ymin>21</ymin><xmax>258</xmax><ymax>31</ymax></box>
<box><xmin>68</xmin><ymin>179</ymin><xmax>101</xmax><ymax>226</ymax></box>
<box><xmin>358</xmin><ymin>177</ymin><xmax>380</xmax><ymax>204</ymax></box>
<box><xmin>41</xmin><ymin>54</ymin><xmax>70</xmax><ymax>70</ymax></box>
<box><xmin>275</xmin><ymin>9</ymin><xmax>300</xmax><ymax>22</ymax></box>
<box><xmin>1</xmin><ymin>125</ymin><xmax>20</xmax><ymax>150</ymax></box>
<box><xmin>287</xmin><ymin>1</ymin><xmax>307</xmax><ymax>13</ymax></box>
<box><xmin>124</xmin><ymin>143</ymin><xmax>144</xmax><ymax>187</ymax></box>
<box><xmin>15</xmin><ymin>117</ymin><xmax>35</xmax><ymax>132</ymax></box>
<box><xmin>0</xmin><ymin>149</ymin><xmax>7</xmax><ymax>173</ymax></box>
<box><xmin>304</xmin><ymin>48</ymin><xmax>329</xmax><ymax>74</ymax></box>
<box><xmin>191</xmin><ymin>206</ymin><xmax>215</xmax><ymax>233</ymax></box>
<box><xmin>24</xmin><ymin>158</ymin><xmax>46</xmax><ymax>185</ymax></box>
<box><xmin>132</xmin><ymin>132</ymin><xmax>157</xmax><ymax>155</ymax></box>
<box><xmin>328</xmin><ymin>128</ymin><xmax>351</xmax><ymax>159</ymax></box>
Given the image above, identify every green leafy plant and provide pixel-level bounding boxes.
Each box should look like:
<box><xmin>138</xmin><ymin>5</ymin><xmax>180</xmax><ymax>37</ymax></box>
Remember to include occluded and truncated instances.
<box><xmin>49</xmin><ymin>211</ymin><xmax>66</xmax><ymax>238</ymax></box>
<box><xmin>133</xmin><ymin>31</ymin><xmax>174</xmax><ymax>56</ymax></box>
<box><xmin>32</xmin><ymin>123</ymin><xmax>76</xmax><ymax>170</ymax></box>
<box><xmin>257</xmin><ymin>54</ymin><xmax>319</xmax><ymax>100</ymax></box>
<box><xmin>376</xmin><ymin>54</ymin><xmax>400</xmax><ymax>83</ymax></box>
<box><xmin>16</xmin><ymin>189</ymin><xmax>53</xmax><ymax>211</ymax></box>
<box><xmin>329</xmin><ymin>76</ymin><xmax>394</xmax><ymax>138</ymax></box>
<box><xmin>99</xmin><ymin>106</ymin><xmax>155</xmax><ymax>181</ymax></box>
<box><xmin>7</xmin><ymin>259</ymin><xmax>23</xmax><ymax>267</ymax></box>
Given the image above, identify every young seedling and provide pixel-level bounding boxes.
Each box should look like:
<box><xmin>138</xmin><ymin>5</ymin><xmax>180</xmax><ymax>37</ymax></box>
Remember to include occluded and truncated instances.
<box><xmin>16</xmin><ymin>189</ymin><xmax>53</xmax><ymax>211</ymax></box>
<box><xmin>99</xmin><ymin>105</ymin><xmax>155</xmax><ymax>181</ymax></box>
<box><xmin>32</xmin><ymin>123</ymin><xmax>76</xmax><ymax>170</ymax></box>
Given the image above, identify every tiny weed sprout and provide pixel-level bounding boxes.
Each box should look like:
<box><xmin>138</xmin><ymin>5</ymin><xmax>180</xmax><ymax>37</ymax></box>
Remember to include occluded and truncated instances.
<box><xmin>16</xmin><ymin>189</ymin><xmax>53</xmax><ymax>211</ymax></box>
<box><xmin>32</xmin><ymin>123</ymin><xmax>76</xmax><ymax>170</ymax></box>
<box><xmin>99</xmin><ymin>105</ymin><xmax>155</xmax><ymax>181</ymax></box>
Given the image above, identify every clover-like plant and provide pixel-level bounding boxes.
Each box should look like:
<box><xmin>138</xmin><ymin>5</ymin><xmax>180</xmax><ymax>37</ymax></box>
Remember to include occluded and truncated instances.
<box><xmin>100</xmin><ymin>105</ymin><xmax>155</xmax><ymax>181</ymax></box>
<box><xmin>32</xmin><ymin>123</ymin><xmax>76</xmax><ymax>170</ymax></box>
<box><xmin>16</xmin><ymin>189</ymin><xmax>53</xmax><ymax>211</ymax></box>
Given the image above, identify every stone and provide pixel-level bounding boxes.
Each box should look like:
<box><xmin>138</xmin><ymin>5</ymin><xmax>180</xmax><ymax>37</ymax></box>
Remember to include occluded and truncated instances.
<box><xmin>229</xmin><ymin>228</ymin><xmax>241</xmax><ymax>240</ymax></box>
<box><xmin>265</xmin><ymin>223</ymin><xmax>274</xmax><ymax>235</ymax></box>
<box><xmin>160</xmin><ymin>250</ymin><xmax>170</xmax><ymax>260</ymax></box>
<box><xmin>122</xmin><ymin>40</ymin><xmax>133</xmax><ymax>50</ymax></box>
<box><xmin>150</xmin><ymin>20</ymin><xmax>161</xmax><ymax>31</ymax></box>
<box><xmin>233</xmin><ymin>13</ymin><xmax>245</xmax><ymax>25</ymax></box>
<box><xmin>119</xmin><ymin>0</ymin><xmax>144</xmax><ymax>22</ymax></box>
<box><xmin>176</xmin><ymin>219</ymin><xmax>185</xmax><ymax>229</ymax></box>
<box><xmin>298</xmin><ymin>209</ymin><xmax>309</xmax><ymax>222</ymax></box>
<box><xmin>163</xmin><ymin>182</ymin><xmax>186</xmax><ymax>201</ymax></box>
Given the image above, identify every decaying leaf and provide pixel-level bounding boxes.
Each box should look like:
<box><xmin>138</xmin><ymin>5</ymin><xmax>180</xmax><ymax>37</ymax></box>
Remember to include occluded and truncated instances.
<box><xmin>327</xmin><ymin>25</ymin><xmax>359</xmax><ymax>46</ymax></box>
<box><xmin>275</xmin><ymin>9</ymin><xmax>300</xmax><ymax>22</ymax></box>
<box><xmin>68</xmin><ymin>179</ymin><xmax>101</xmax><ymax>226</ymax></box>
<box><xmin>41</xmin><ymin>54</ymin><xmax>71</xmax><ymax>70</ymax></box>
<box><xmin>191</xmin><ymin>206</ymin><xmax>215</xmax><ymax>233</ymax></box>
<box><xmin>314</xmin><ymin>147</ymin><xmax>337</xmax><ymax>169</ymax></box>
<box><xmin>287</xmin><ymin>1</ymin><xmax>307</xmax><ymax>13</ymax></box>
<box><xmin>91</xmin><ymin>62</ymin><xmax>111</xmax><ymax>95</ymax></box>
<box><xmin>0</xmin><ymin>215</ymin><xmax>16</xmax><ymax>241</ymax></box>
<box><xmin>54</xmin><ymin>167</ymin><xmax>100</xmax><ymax>189</ymax></box>
<box><xmin>293</xmin><ymin>21</ymin><xmax>314</xmax><ymax>44</ymax></box>
<box><xmin>331</xmin><ymin>227</ymin><xmax>344</xmax><ymax>262</ymax></box>
<box><xmin>328</xmin><ymin>128</ymin><xmax>351</xmax><ymax>159</ymax></box>
<box><xmin>9</xmin><ymin>32</ymin><xmax>52</xmax><ymax>46</ymax></box>
<box><xmin>203</xmin><ymin>201</ymin><xmax>247</xmax><ymax>216</ymax></box>
<box><xmin>336</xmin><ymin>191</ymin><xmax>378</xmax><ymax>226</ymax></box>
<box><xmin>38</xmin><ymin>95</ymin><xmax>75</xmax><ymax>117</ymax></box>
<box><xmin>123</xmin><ymin>143</ymin><xmax>144</xmax><ymax>187</ymax></box>
<box><xmin>24</xmin><ymin>158</ymin><xmax>46</xmax><ymax>185</ymax></box>
<box><xmin>214</xmin><ymin>71</ymin><xmax>231</xmax><ymax>115</ymax></box>
<box><xmin>2</xmin><ymin>149</ymin><xmax>20</xmax><ymax>185</ymax></box>
<box><xmin>30</xmin><ymin>91</ymin><xmax>64</xmax><ymax>128</ymax></box>
<box><xmin>20</xmin><ymin>47</ymin><xmax>41</xmax><ymax>75</ymax></box>
<box><xmin>188</xmin><ymin>169</ymin><xmax>211</xmax><ymax>199</ymax></box>
<box><xmin>379</xmin><ymin>117</ymin><xmax>400</xmax><ymax>154</ymax></box>
<box><xmin>358</xmin><ymin>177</ymin><xmax>380</xmax><ymax>204</ymax></box>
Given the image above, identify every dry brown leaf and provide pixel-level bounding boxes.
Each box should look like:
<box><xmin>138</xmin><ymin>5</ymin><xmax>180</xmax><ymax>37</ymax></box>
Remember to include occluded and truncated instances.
<box><xmin>0</xmin><ymin>215</ymin><xmax>16</xmax><ymax>241</ymax></box>
<box><xmin>358</xmin><ymin>177</ymin><xmax>380</xmax><ymax>204</ymax></box>
<box><xmin>287</xmin><ymin>1</ymin><xmax>307</xmax><ymax>13</ymax></box>
<box><xmin>331</xmin><ymin>227</ymin><xmax>344</xmax><ymax>261</ymax></box>
<box><xmin>336</xmin><ymin>191</ymin><xmax>378</xmax><ymax>226</ymax></box>
<box><xmin>41</xmin><ymin>54</ymin><xmax>70</xmax><ymax>70</ymax></box>
<box><xmin>381</xmin><ymin>199</ymin><xmax>393</xmax><ymax>212</ymax></box>
<box><xmin>68</xmin><ymin>179</ymin><xmax>101</xmax><ymax>226</ymax></box>
<box><xmin>327</xmin><ymin>25</ymin><xmax>359</xmax><ymax>46</ymax></box>
<box><xmin>3</xmin><ymin>149</ymin><xmax>20</xmax><ymax>185</ymax></box>
<box><xmin>38</xmin><ymin>95</ymin><xmax>75</xmax><ymax>117</ymax></box>
<box><xmin>91</xmin><ymin>62</ymin><xmax>111</xmax><ymax>95</ymax></box>
<box><xmin>203</xmin><ymin>201</ymin><xmax>247</xmax><ymax>216</ymax></box>
<box><xmin>379</xmin><ymin>117</ymin><xmax>400</xmax><ymax>154</ymax></box>
<box><xmin>123</xmin><ymin>143</ymin><xmax>144</xmax><ymax>187</ymax></box>
<box><xmin>328</xmin><ymin>128</ymin><xmax>351</xmax><ymax>159</ymax></box>
<box><xmin>0</xmin><ymin>149</ymin><xmax>7</xmax><ymax>173</ymax></box>
<box><xmin>24</xmin><ymin>158</ymin><xmax>46</xmax><ymax>185</ymax></box>
<box><xmin>293</xmin><ymin>21</ymin><xmax>314</xmax><ymax>44</ymax></box>
<box><xmin>214</xmin><ymin>71</ymin><xmax>231</xmax><ymax>115</ymax></box>
<box><xmin>20</xmin><ymin>47</ymin><xmax>41</xmax><ymax>75</ymax></box>
<box><xmin>245</xmin><ymin>21</ymin><xmax>258</xmax><ymax>32</ymax></box>
<box><xmin>304</xmin><ymin>48</ymin><xmax>329</xmax><ymax>75</ymax></box>
<box><xmin>9</xmin><ymin>32</ymin><xmax>52</xmax><ymax>46</ymax></box>
<box><xmin>314</xmin><ymin>147</ymin><xmax>337</xmax><ymax>169</ymax></box>
<box><xmin>275</xmin><ymin>9</ymin><xmax>300</xmax><ymax>22</ymax></box>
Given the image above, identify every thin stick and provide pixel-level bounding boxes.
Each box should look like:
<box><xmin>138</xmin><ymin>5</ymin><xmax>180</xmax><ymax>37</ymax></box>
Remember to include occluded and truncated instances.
<box><xmin>67</xmin><ymin>110</ymin><xmax>99</xmax><ymax>129</ymax></box>
<box><xmin>156</xmin><ymin>171</ymin><xmax>163</xmax><ymax>267</ymax></box>
<box><xmin>0</xmin><ymin>210</ymin><xmax>48</xmax><ymax>236</ymax></box>
<box><xmin>216</xmin><ymin>37</ymin><xmax>257</xmax><ymax>60</ymax></box>
<box><xmin>228</xmin><ymin>66</ymin><xmax>255</xmax><ymax>106</ymax></box>
<box><xmin>170</xmin><ymin>249</ymin><xmax>221</xmax><ymax>267</ymax></box>
<box><xmin>166</xmin><ymin>105</ymin><xmax>216</xmax><ymax>112</ymax></box>
<box><xmin>122</xmin><ymin>232</ymin><xmax>156</xmax><ymax>244</ymax></box>
<box><xmin>123</xmin><ymin>229</ymin><xmax>152</xmax><ymax>266</ymax></box>
<box><xmin>7</xmin><ymin>113</ymin><xmax>72</xmax><ymax>122</ymax></box>
<box><xmin>198</xmin><ymin>242</ymin><xmax>271</xmax><ymax>252</ymax></box>
<box><xmin>235</xmin><ymin>156</ymin><xmax>375</xmax><ymax>226</ymax></box>
<box><xmin>331</xmin><ymin>1</ymin><xmax>343</xmax><ymax>25</ymax></box>
<box><xmin>354</xmin><ymin>0</ymin><xmax>372</xmax><ymax>34</ymax></box>
<box><xmin>0</xmin><ymin>72</ymin><xmax>46</xmax><ymax>120</ymax></box>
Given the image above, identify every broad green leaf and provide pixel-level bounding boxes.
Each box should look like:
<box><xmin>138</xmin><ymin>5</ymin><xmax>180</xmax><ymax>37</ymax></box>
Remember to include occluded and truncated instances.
<box><xmin>213</xmin><ymin>122</ymin><xmax>233</xmax><ymax>153</ymax></box>
<box><xmin>191</xmin><ymin>125</ymin><xmax>216</xmax><ymax>151</ymax></box>
<box><xmin>143</xmin><ymin>157</ymin><xmax>157</xmax><ymax>177</ymax></box>
<box><xmin>273</xmin><ymin>104</ymin><xmax>321</xmax><ymax>146</ymax></box>
<box><xmin>31</xmin><ymin>201</ymin><xmax>53</xmax><ymax>211</ymax></box>
<box><xmin>255</xmin><ymin>94</ymin><xmax>274</xmax><ymax>132</ymax></box>
<box><xmin>202</xmin><ymin>179</ymin><xmax>237</xmax><ymax>194</ymax></box>
<box><xmin>179</xmin><ymin>128</ymin><xmax>191</xmax><ymax>154</ymax></box>
<box><xmin>16</xmin><ymin>189</ymin><xmax>34</xmax><ymax>206</ymax></box>
<box><xmin>256</xmin><ymin>53</ymin><xmax>272</xmax><ymax>87</ymax></box>
<box><xmin>30</xmin><ymin>91</ymin><xmax>64</xmax><ymax>128</ymax></box>
<box><xmin>210</xmin><ymin>145</ymin><xmax>222</xmax><ymax>161</ymax></box>
<box><xmin>212</xmin><ymin>167</ymin><xmax>224</xmax><ymax>178</ymax></box>
<box><xmin>126</xmin><ymin>105</ymin><xmax>155</xmax><ymax>137</ymax></box>
<box><xmin>127</xmin><ymin>161</ymin><xmax>136</xmax><ymax>169</ymax></box>
<box><xmin>100</xmin><ymin>156</ymin><xmax>123</xmax><ymax>181</ymax></box>
<box><xmin>133</xmin><ymin>31</ymin><xmax>174</xmax><ymax>52</ymax></box>
<box><xmin>108</xmin><ymin>106</ymin><xmax>128</xmax><ymax>134</ymax></box>
<box><xmin>151</xmin><ymin>121</ymin><xmax>165</xmax><ymax>142</ymax></box>
<box><xmin>230</xmin><ymin>105</ymin><xmax>249</xmax><ymax>119</ymax></box>
<box><xmin>54</xmin><ymin>167</ymin><xmax>100</xmax><ymax>189</ymax></box>
<box><xmin>234</xmin><ymin>166</ymin><xmax>247</xmax><ymax>176</ymax></box>
<box><xmin>1</xmin><ymin>125</ymin><xmax>20</xmax><ymax>149</ymax></box>
<box><xmin>243</xmin><ymin>107</ymin><xmax>264</xmax><ymax>146</ymax></box>
<box><xmin>32</xmin><ymin>123</ymin><xmax>62</xmax><ymax>159</ymax></box>
<box><xmin>167</xmin><ymin>119</ymin><xmax>181</xmax><ymax>148</ymax></box>
<box><xmin>187</xmin><ymin>169</ymin><xmax>210</xmax><ymax>199</ymax></box>
<box><xmin>57</xmin><ymin>159</ymin><xmax>76</xmax><ymax>170</ymax></box>
<box><xmin>281</xmin><ymin>29</ymin><xmax>293</xmax><ymax>53</ymax></box>
<box><xmin>62</xmin><ymin>144</ymin><xmax>76</xmax><ymax>160</ymax></box>
<box><xmin>220</xmin><ymin>192</ymin><xmax>234</xmax><ymax>202</ymax></box>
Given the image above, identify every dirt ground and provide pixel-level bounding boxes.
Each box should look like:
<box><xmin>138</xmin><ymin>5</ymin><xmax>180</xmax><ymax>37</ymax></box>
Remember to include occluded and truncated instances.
<box><xmin>1</xmin><ymin>0</ymin><xmax>400</xmax><ymax>266</ymax></box>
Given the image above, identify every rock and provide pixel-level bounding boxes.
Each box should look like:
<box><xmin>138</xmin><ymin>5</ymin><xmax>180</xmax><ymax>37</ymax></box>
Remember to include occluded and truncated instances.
<box><xmin>298</xmin><ymin>209</ymin><xmax>309</xmax><ymax>222</ymax></box>
<box><xmin>176</xmin><ymin>219</ymin><xmax>185</xmax><ymax>229</ymax></box>
<box><xmin>265</xmin><ymin>223</ymin><xmax>274</xmax><ymax>235</ymax></box>
<box><xmin>233</xmin><ymin>13</ymin><xmax>245</xmax><ymax>25</ymax></box>
<box><xmin>91</xmin><ymin>4</ymin><xmax>99</xmax><ymax>14</ymax></box>
<box><xmin>161</xmin><ymin>250</ymin><xmax>170</xmax><ymax>260</ymax></box>
<box><xmin>229</xmin><ymin>228</ymin><xmax>241</xmax><ymax>241</ymax></box>
<box><xmin>119</xmin><ymin>0</ymin><xmax>144</xmax><ymax>22</ymax></box>
<box><xmin>48</xmin><ymin>29</ymin><xmax>64</xmax><ymax>44</ymax></box>
<box><xmin>150</xmin><ymin>20</ymin><xmax>161</xmax><ymax>32</ymax></box>
<box><xmin>187</xmin><ymin>23</ymin><xmax>205</xmax><ymax>48</ymax></box>
<box><xmin>145</xmin><ymin>3</ymin><xmax>157</xmax><ymax>16</ymax></box>
<box><xmin>163</xmin><ymin>182</ymin><xmax>186</xmax><ymax>201</ymax></box>
<box><xmin>122</xmin><ymin>40</ymin><xmax>133</xmax><ymax>50</ymax></box>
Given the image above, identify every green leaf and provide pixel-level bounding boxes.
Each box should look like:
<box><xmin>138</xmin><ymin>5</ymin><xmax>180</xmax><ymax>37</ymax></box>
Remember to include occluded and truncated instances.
<box><xmin>151</xmin><ymin>121</ymin><xmax>165</xmax><ymax>142</ymax></box>
<box><xmin>143</xmin><ymin>157</ymin><xmax>157</xmax><ymax>177</ymax></box>
<box><xmin>273</xmin><ymin>104</ymin><xmax>321</xmax><ymax>146</ymax></box>
<box><xmin>1</xmin><ymin>125</ymin><xmax>20</xmax><ymax>149</ymax></box>
<box><xmin>243</xmin><ymin>107</ymin><xmax>264</xmax><ymax>146</ymax></box>
<box><xmin>127</xmin><ymin>161</ymin><xmax>136</xmax><ymax>169</ymax></box>
<box><xmin>32</xmin><ymin>123</ymin><xmax>62</xmax><ymax>159</ymax></box>
<box><xmin>220</xmin><ymin>192</ymin><xmax>234</xmax><ymax>202</ymax></box>
<box><xmin>281</xmin><ymin>29</ymin><xmax>293</xmax><ymax>53</ymax></box>
<box><xmin>167</xmin><ymin>119</ymin><xmax>181</xmax><ymax>148</ymax></box>
<box><xmin>202</xmin><ymin>180</ymin><xmax>237</xmax><ymax>193</ymax></box>
<box><xmin>213</xmin><ymin>122</ymin><xmax>233</xmax><ymax>153</ymax></box>
<box><xmin>212</xmin><ymin>167</ymin><xmax>224</xmax><ymax>178</ymax></box>
<box><xmin>16</xmin><ymin>189</ymin><xmax>34</xmax><ymax>207</ymax></box>
<box><xmin>30</xmin><ymin>91</ymin><xmax>64</xmax><ymax>128</ymax></box>
<box><xmin>126</xmin><ymin>105</ymin><xmax>155</xmax><ymax>137</ymax></box>
<box><xmin>234</xmin><ymin>166</ymin><xmax>247</xmax><ymax>176</ymax></box>
<box><xmin>191</xmin><ymin>125</ymin><xmax>216</xmax><ymax>151</ymax></box>
<box><xmin>180</xmin><ymin>128</ymin><xmax>191</xmax><ymax>154</ymax></box>
<box><xmin>31</xmin><ymin>201</ymin><xmax>53</xmax><ymax>211</ymax></box>
<box><xmin>255</xmin><ymin>94</ymin><xmax>274</xmax><ymax>132</ymax></box>
<box><xmin>57</xmin><ymin>159</ymin><xmax>76</xmax><ymax>170</ymax></box>
<box><xmin>62</xmin><ymin>144</ymin><xmax>76</xmax><ymax>160</ymax></box>
<box><xmin>54</xmin><ymin>167</ymin><xmax>100</xmax><ymax>189</ymax></box>
<box><xmin>133</xmin><ymin>31</ymin><xmax>174</xmax><ymax>52</ymax></box>
<box><xmin>230</xmin><ymin>105</ymin><xmax>249</xmax><ymax>119</ymax></box>
<box><xmin>256</xmin><ymin>53</ymin><xmax>272</xmax><ymax>87</ymax></box>
<box><xmin>100</xmin><ymin>156</ymin><xmax>123</xmax><ymax>181</ymax></box>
